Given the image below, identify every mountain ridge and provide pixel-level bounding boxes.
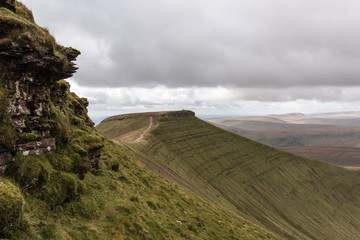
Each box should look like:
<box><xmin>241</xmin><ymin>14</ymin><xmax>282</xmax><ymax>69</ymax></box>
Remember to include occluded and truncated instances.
<box><xmin>98</xmin><ymin>111</ymin><xmax>360</xmax><ymax>239</ymax></box>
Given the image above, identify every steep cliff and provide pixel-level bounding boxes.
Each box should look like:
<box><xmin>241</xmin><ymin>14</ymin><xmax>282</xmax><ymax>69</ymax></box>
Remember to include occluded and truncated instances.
<box><xmin>0</xmin><ymin>0</ymin><xmax>105</xmax><ymax>233</ymax></box>
<box><xmin>0</xmin><ymin>1</ymin><xmax>102</xmax><ymax>175</ymax></box>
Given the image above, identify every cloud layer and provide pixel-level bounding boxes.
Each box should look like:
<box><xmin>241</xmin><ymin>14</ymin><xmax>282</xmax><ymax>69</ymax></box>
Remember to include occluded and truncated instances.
<box><xmin>67</xmin><ymin>80</ymin><xmax>360</xmax><ymax>122</ymax></box>
<box><xmin>23</xmin><ymin>0</ymin><xmax>360</xmax><ymax>89</ymax></box>
<box><xmin>20</xmin><ymin>0</ymin><xmax>360</xmax><ymax>121</ymax></box>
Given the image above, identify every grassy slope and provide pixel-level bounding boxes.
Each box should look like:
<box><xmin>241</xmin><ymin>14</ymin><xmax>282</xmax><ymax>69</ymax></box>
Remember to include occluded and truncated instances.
<box><xmin>98</xmin><ymin>112</ymin><xmax>360</xmax><ymax>239</ymax></box>
<box><xmin>5</xmin><ymin>140</ymin><xmax>279</xmax><ymax>240</ymax></box>
<box><xmin>97</xmin><ymin>114</ymin><xmax>151</xmax><ymax>143</ymax></box>
<box><xmin>97</xmin><ymin>112</ymin><xmax>168</xmax><ymax>143</ymax></box>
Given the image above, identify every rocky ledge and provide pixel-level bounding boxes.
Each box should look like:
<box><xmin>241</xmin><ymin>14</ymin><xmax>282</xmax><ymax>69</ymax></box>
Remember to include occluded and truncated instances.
<box><xmin>0</xmin><ymin>1</ymin><xmax>102</xmax><ymax>174</ymax></box>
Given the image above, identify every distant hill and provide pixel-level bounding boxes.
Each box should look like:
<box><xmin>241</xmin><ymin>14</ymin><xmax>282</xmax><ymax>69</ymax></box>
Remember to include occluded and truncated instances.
<box><xmin>279</xmin><ymin>146</ymin><xmax>360</xmax><ymax>167</ymax></box>
<box><xmin>211</xmin><ymin>119</ymin><xmax>334</xmax><ymax>131</ymax></box>
<box><xmin>209</xmin><ymin>111</ymin><xmax>360</xmax><ymax>130</ymax></box>
<box><xmin>214</xmin><ymin>124</ymin><xmax>360</xmax><ymax>148</ymax></box>
<box><xmin>310</xmin><ymin>111</ymin><xmax>360</xmax><ymax>119</ymax></box>
<box><xmin>209</xmin><ymin>113</ymin><xmax>360</xmax><ymax>167</ymax></box>
<box><xmin>98</xmin><ymin>111</ymin><xmax>360</xmax><ymax>240</ymax></box>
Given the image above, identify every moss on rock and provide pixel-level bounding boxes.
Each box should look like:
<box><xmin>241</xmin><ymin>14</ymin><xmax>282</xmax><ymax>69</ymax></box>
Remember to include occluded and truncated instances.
<box><xmin>72</xmin><ymin>134</ymin><xmax>104</xmax><ymax>152</ymax></box>
<box><xmin>0</xmin><ymin>177</ymin><xmax>23</xmax><ymax>233</ymax></box>
<box><xmin>41</xmin><ymin>171</ymin><xmax>85</xmax><ymax>208</ymax></box>
<box><xmin>6</xmin><ymin>154</ymin><xmax>50</xmax><ymax>190</ymax></box>
<box><xmin>18</xmin><ymin>133</ymin><xmax>37</xmax><ymax>143</ymax></box>
<box><xmin>47</xmin><ymin>154</ymin><xmax>73</xmax><ymax>172</ymax></box>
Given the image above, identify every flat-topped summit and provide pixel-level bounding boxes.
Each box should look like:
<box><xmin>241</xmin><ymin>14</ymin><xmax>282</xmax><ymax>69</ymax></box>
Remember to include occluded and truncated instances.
<box><xmin>100</xmin><ymin>110</ymin><xmax>195</xmax><ymax>123</ymax></box>
<box><xmin>98</xmin><ymin>110</ymin><xmax>195</xmax><ymax>143</ymax></box>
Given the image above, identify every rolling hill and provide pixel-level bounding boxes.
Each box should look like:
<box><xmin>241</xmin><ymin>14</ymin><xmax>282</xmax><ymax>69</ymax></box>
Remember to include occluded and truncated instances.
<box><xmin>98</xmin><ymin>111</ymin><xmax>360</xmax><ymax>240</ymax></box>
<box><xmin>208</xmin><ymin>113</ymin><xmax>360</xmax><ymax>167</ymax></box>
<box><xmin>209</xmin><ymin>112</ymin><xmax>360</xmax><ymax>130</ymax></box>
<box><xmin>209</xmin><ymin>119</ymin><xmax>334</xmax><ymax>131</ymax></box>
<box><xmin>214</xmin><ymin>124</ymin><xmax>360</xmax><ymax>148</ymax></box>
<box><xmin>279</xmin><ymin>146</ymin><xmax>360</xmax><ymax>168</ymax></box>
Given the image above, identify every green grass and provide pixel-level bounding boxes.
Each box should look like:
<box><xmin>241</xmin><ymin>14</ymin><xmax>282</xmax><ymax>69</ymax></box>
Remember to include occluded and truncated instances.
<box><xmin>0</xmin><ymin>178</ymin><xmax>23</xmax><ymax>233</ymax></box>
<box><xmin>2</xmin><ymin>140</ymin><xmax>280</xmax><ymax>240</ymax></box>
<box><xmin>97</xmin><ymin>113</ymin><xmax>156</xmax><ymax>142</ymax></box>
<box><xmin>96</xmin><ymin>111</ymin><xmax>186</xmax><ymax>142</ymax></box>
<box><xmin>99</xmin><ymin>112</ymin><xmax>360</xmax><ymax>239</ymax></box>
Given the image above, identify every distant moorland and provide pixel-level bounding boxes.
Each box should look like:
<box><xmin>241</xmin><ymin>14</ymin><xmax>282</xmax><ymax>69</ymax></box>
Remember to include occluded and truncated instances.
<box><xmin>209</xmin><ymin>112</ymin><xmax>360</xmax><ymax>168</ymax></box>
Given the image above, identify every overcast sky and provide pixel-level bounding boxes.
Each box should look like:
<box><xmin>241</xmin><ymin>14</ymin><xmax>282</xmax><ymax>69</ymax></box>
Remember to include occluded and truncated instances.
<box><xmin>21</xmin><ymin>0</ymin><xmax>360</xmax><ymax>123</ymax></box>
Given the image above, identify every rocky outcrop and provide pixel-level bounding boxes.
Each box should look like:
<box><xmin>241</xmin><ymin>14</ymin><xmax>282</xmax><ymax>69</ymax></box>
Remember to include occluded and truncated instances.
<box><xmin>0</xmin><ymin>42</ymin><xmax>78</xmax><ymax>172</ymax></box>
<box><xmin>0</xmin><ymin>4</ymin><xmax>101</xmax><ymax>175</ymax></box>
<box><xmin>18</xmin><ymin>138</ymin><xmax>56</xmax><ymax>156</ymax></box>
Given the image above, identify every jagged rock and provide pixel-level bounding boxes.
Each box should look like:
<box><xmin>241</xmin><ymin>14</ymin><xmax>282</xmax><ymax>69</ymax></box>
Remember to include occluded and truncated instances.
<box><xmin>18</xmin><ymin>138</ymin><xmax>56</xmax><ymax>156</ymax></box>
<box><xmin>0</xmin><ymin>2</ymin><xmax>103</xmax><ymax>176</ymax></box>
<box><xmin>0</xmin><ymin>22</ymin><xmax>75</xmax><ymax>147</ymax></box>
<box><xmin>0</xmin><ymin>6</ymin><xmax>73</xmax><ymax>171</ymax></box>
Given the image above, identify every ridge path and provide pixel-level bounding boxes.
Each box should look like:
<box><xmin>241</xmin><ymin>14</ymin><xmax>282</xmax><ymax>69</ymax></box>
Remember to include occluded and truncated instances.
<box><xmin>133</xmin><ymin>116</ymin><xmax>153</xmax><ymax>142</ymax></box>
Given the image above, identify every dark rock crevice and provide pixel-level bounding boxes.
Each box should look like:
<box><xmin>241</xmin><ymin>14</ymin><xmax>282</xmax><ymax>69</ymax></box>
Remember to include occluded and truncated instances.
<box><xmin>0</xmin><ymin>0</ymin><xmax>15</xmax><ymax>13</ymax></box>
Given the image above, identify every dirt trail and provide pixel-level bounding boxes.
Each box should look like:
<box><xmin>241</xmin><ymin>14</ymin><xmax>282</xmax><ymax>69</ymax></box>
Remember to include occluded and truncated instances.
<box><xmin>133</xmin><ymin>116</ymin><xmax>153</xmax><ymax>142</ymax></box>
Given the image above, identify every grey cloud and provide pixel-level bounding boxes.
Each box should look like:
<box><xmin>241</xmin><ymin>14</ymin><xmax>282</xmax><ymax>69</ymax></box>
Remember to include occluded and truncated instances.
<box><xmin>233</xmin><ymin>87</ymin><xmax>359</xmax><ymax>102</ymax></box>
<box><xmin>22</xmin><ymin>0</ymin><xmax>360</xmax><ymax>89</ymax></box>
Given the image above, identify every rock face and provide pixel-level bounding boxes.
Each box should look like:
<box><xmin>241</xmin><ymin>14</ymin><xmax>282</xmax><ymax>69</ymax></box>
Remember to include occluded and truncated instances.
<box><xmin>0</xmin><ymin>4</ymin><xmax>102</xmax><ymax>174</ymax></box>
